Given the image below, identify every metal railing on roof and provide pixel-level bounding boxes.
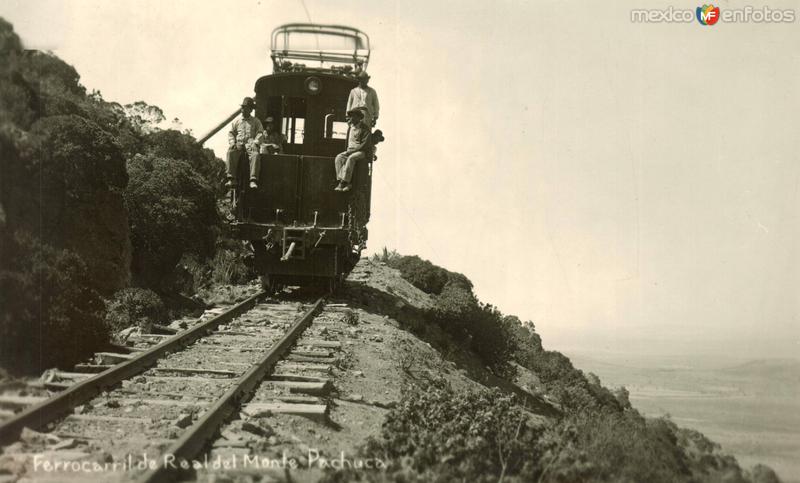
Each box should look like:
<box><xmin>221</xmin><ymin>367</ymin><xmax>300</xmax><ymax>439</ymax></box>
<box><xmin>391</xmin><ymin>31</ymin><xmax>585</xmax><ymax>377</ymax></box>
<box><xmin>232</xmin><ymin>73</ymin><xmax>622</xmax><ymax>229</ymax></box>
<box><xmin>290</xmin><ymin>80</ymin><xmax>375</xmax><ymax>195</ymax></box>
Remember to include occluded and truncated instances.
<box><xmin>270</xmin><ymin>23</ymin><xmax>370</xmax><ymax>75</ymax></box>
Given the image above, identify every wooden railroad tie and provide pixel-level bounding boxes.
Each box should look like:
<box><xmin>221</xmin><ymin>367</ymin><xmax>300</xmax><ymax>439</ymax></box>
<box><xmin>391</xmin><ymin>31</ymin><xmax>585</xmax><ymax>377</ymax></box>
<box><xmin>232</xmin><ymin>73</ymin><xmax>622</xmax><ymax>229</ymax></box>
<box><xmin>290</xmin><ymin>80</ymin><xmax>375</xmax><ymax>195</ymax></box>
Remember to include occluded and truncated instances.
<box><xmin>65</xmin><ymin>414</ymin><xmax>153</xmax><ymax>424</ymax></box>
<box><xmin>0</xmin><ymin>409</ymin><xmax>17</xmax><ymax>419</ymax></box>
<box><xmin>268</xmin><ymin>373</ymin><xmax>329</xmax><ymax>383</ymax></box>
<box><xmin>140</xmin><ymin>375</ymin><xmax>234</xmax><ymax>384</ymax></box>
<box><xmin>273</xmin><ymin>395</ymin><xmax>321</xmax><ymax>404</ymax></box>
<box><xmin>286</xmin><ymin>354</ymin><xmax>337</xmax><ymax>364</ymax></box>
<box><xmin>151</xmin><ymin>367</ymin><xmax>239</xmax><ymax>377</ymax></box>
<box><xmin>291</xmin><ymin>349</ymin><xmax>333</xmax><ymax>358</ymax></box>
<box><xmin>73</xmin><ymin>364</ymin><xmax>114</xmax><ymax>373</ymax></box>
<box><xmin>275</xmin><ymin>362</ymin><xmax>332</xmax><ymax>373</ymax></box>
<box><xmin>300</xmin><ymin>340</ymin><xmax>342</xmax><ymax>349</ymax></box>
<box><xmin>213</xmin><ymin>330</ymin><xmax>259</xmax><ymax>337</ymax></box>
<box><xmin>95</xmin><ymin>352</ymin><xmax>135</xmax><ymax>364</ymax></box>
<box><xmin>48</xmin><ymin>371</ymin><xmax>92</xmax><ymax>381</ymax></box>
<box><xmin>268</xmin><ymin>380</ymin><xmax>332</xmax><ymax>396</ymax></box>
<box><xmin>111</xmin><ymin>398</ymin><xmax>209</xmax><ymax>408</ymax></box>
<box><xmin>0</xmin><ymin>395</ymin><xmax>47</xmax><ymax>408</ymax></box>
<box><xmin>241</xmin><ymin>402</ymin><xmax>328</xmax><ymax>423</ymax></box>
<box><xmin>115</xmin><ymin>388</ymin><xmax>217</xmax><ymax>400</ymax></box>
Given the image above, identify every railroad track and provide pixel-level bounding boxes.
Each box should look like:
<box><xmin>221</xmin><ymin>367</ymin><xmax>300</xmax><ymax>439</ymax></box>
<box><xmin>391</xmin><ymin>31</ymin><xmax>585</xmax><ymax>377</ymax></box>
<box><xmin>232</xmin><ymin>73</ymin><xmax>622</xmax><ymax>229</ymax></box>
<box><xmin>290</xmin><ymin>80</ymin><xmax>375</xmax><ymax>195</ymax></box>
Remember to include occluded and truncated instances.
<box><xmin>0</xmin><ymin>289</ymin><xmax>352</xmax><ymax>482</ymax></box>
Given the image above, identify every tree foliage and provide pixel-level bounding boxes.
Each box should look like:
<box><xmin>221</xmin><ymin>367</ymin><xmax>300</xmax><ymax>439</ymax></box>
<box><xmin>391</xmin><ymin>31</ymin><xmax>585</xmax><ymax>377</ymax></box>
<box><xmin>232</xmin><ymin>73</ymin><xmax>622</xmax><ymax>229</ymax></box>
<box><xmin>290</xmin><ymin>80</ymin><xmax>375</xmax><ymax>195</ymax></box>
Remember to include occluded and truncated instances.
<box><xmin>0</xmin><ymin>231</ymin><xmax>109</xmax><ymax>374</ymax></box>
<box><xmin>125</xmin><ymin>154</ymin><xmax>218</xmax><ymax>289</ymax></box>
<box><xmin>142</xmin><ymin>129</ymin><xmax>225</xmax><ymax>193</ymax></box>
<box><xmin>0</xmin><ymin>19</ymin><xmax>229</xmax><ymax>371</ymax></box>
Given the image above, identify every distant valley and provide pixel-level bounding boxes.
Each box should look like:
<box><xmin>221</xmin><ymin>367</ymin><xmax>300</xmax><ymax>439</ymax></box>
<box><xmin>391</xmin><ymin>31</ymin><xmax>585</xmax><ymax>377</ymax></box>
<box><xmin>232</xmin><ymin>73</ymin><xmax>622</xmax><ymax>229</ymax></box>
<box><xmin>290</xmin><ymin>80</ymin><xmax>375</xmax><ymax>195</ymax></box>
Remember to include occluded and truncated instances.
<box><xmin>567</xmin><ymin>352</ymin><xmax>800</xmax><ymax>483</ymax></box>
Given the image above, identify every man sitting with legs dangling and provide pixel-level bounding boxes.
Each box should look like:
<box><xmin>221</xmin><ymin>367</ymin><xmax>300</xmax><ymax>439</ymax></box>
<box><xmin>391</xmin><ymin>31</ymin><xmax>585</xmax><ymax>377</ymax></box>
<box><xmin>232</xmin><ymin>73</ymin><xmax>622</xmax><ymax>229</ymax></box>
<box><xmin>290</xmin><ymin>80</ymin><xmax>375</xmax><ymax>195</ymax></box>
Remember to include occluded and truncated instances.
<box><xmin>334</xmin><ymin>107</ymin><xmax>372</xmax><ymax>192</ymax></box>
<box><xmin>225</xmin><ymin>97</ymin><xmax>263</xmax><ymax>190</ymax></box>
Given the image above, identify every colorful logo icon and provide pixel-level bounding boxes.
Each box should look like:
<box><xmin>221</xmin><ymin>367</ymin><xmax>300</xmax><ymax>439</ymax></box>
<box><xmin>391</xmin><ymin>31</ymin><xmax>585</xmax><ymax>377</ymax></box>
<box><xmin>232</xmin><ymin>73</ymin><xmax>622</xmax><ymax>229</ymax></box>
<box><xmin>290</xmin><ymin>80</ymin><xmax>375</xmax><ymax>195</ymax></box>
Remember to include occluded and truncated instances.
<box><xmin>697</xmin><ymin>4</ymin><xmax>721</xmax><ymax>25</ymax></box>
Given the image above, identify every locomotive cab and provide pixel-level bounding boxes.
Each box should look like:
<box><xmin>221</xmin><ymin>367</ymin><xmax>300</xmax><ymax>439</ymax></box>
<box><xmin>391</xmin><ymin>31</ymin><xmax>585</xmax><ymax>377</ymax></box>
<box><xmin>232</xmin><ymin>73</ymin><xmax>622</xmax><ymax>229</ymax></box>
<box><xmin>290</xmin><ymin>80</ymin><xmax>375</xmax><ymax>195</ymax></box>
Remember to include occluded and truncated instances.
<box><xmin>228</xmin><ymin>24</ymin><xmax>374</xmax><ymax>292</ymax></box>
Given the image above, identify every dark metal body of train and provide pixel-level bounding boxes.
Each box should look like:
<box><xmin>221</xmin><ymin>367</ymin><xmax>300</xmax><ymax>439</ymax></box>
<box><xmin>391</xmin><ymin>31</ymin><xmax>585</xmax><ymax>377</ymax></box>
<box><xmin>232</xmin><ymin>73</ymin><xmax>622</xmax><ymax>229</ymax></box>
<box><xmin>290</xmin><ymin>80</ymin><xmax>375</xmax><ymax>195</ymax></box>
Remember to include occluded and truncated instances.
<box><xmin>227</xmin><ymin>24</ymin><xmax>374</xmax><ymax>292</ymax></box>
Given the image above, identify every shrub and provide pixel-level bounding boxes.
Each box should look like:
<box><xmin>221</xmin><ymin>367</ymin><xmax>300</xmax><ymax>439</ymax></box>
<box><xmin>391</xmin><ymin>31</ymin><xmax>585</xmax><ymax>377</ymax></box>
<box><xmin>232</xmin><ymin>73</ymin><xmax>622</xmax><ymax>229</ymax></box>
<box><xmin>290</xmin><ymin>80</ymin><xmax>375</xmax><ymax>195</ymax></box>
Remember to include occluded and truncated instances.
<box><xmin>504</xmin><ymin>315</ymin><xmax>544</xmax><ymax>365</ymax></box>
<box><xmin>30</xmin><ymin>114</ymin><xmax>128</xmax><ymax>196</ymax></box>
<box><xmin>0</xmin><ymin>18</ymin><xmax>22</xmax><ymax>56</ymax></box>
<box><xmin>385</xmin><ymin>254</ymin><xmax>516</xmax><ymax>375</ymax></box>
<box><xmin>388</xmin><ymin>255</ymin><xmax>472</xmax><ymax>295</ymax></box>
<box><xmin>125</xmin><ymin>153</ymin><xmax>218</xmax><ymax>290</ymax></box>
<box><xmin>371</xmin><ymin>246</ymin><xmax>400</xmax><ymax>264</ymax></box>
<box><xmin>524</xmin><ymin>349</ymin><xmax>621</xmax><ymax>413</ymax></box>
<box><xmin>17</xmin><ymin>50</ymin><xmax>85</xmax><ymax>97</ymax></box>
<box><xmin>209</xmin><ymin>244</ymin><xmax>251</xmax><ymax>286</ymax></box>
<box><xmin>356</xmin><ymin>379</ymin><xmax>544</xmax><ymax>482</ymax></box>
<box><xmin>749</xmin><ymin>464</ymin><xmax>781</xmax><ymax>483</ymax></box>
<box><xmin>539</xmin><ymin>411</ymin><xmax>756</xmax><ymax>483</ymax></box>
<box><xmin>0</xmin><ymin>231</ymin><xmax>109</xmax><ymax>374</ymax></box>
<box><xmin>430</xmin><ymin>283</ymin><xmax>516</xmax><ymax>377</ymax></box>
<box><xmin>143</xmin><ymin>129</ymin><xmax>225</xmax><ymax>192</ymax></box>
<box><xmin>105</xmin><ymin>287</ymin><xmax>166</xmax><ymax>332</ymax></box>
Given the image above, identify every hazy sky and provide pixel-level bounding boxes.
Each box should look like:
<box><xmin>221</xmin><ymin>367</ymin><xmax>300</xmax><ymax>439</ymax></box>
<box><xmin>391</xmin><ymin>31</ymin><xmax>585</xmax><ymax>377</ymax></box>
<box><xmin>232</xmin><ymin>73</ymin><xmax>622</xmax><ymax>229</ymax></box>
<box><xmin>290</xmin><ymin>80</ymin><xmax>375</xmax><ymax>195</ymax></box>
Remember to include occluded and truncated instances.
<box><xmin>2</xmin><ymin>0</ymin><xmax>798</xmax><ymax>358</ymax></box>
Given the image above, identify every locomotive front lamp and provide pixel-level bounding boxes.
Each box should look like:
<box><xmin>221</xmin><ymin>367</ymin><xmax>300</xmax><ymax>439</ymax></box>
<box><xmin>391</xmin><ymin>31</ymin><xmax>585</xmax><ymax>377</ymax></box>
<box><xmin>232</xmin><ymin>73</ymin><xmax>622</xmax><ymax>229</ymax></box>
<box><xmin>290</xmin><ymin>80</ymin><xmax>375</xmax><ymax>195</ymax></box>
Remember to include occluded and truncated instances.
<box><xmin>304</xmin><ymin>76</ymin><xmax>322</xmax><ymax>95</ymax></box>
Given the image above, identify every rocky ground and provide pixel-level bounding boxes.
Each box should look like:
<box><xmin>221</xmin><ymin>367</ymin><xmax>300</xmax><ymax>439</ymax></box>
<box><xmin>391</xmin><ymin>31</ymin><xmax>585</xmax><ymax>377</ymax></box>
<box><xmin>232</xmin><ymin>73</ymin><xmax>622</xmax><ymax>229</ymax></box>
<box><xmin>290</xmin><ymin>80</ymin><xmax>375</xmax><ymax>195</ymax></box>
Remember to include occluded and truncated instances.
<box><xmin>0</xmin><ymin>259</ymin><xmax>552</xmax><ymax>482</ymax></box>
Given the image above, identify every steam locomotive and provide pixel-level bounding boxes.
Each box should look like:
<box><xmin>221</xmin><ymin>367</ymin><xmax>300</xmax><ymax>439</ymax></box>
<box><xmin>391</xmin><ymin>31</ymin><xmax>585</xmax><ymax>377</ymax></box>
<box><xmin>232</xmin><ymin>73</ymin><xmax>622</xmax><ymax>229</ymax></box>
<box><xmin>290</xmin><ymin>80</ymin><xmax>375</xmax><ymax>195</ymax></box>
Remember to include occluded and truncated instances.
<box><xmin>226</xmin><ymin>24</ymin><xmax>375</xmax><ymax>292</ymax></box>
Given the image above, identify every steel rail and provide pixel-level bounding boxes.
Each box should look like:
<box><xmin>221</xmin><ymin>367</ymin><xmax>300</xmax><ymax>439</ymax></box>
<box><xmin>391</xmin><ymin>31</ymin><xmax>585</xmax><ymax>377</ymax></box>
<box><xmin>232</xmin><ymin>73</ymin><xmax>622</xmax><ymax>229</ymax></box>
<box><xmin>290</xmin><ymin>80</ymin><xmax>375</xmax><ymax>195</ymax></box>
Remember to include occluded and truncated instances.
<box><xmin>0</xmin><ymin>291</ymin><xmax>266</xmax><ymax>446</ymax></box>
<box><xmin>136</xmin><ymin>295</ymin><xmax>325</xmax><ymax>483</ymax></box>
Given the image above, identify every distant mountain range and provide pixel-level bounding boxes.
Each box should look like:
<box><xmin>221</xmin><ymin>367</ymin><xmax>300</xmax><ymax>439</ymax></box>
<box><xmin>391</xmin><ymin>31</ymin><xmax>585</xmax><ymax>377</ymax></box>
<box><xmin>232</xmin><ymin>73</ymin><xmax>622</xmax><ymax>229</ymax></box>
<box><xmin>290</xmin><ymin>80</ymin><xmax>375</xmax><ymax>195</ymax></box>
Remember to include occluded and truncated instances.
<box><xmin>717</xmin><ymin>358</ymin><xmax>800</xmax><ymax>383</ymax></box>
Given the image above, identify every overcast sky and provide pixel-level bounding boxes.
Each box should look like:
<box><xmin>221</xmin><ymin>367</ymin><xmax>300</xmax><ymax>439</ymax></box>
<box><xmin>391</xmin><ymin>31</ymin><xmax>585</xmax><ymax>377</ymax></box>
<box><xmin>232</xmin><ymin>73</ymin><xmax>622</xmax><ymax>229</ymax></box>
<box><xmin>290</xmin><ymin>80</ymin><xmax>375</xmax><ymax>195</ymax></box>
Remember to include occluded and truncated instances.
<box><xmin>2</xmin><ymin>0</ymin><xmax>798</xmax><ymax>359</ymax></box>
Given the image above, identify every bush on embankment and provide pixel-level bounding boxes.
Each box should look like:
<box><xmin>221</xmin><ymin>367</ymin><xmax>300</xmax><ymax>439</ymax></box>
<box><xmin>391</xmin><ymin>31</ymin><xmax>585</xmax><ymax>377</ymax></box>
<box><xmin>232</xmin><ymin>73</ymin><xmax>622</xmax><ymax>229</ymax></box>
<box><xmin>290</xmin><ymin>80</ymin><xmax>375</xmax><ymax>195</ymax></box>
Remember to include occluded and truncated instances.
<box><xmin>105</xmin><ymin>287</ymin><xmax>167</xmax><ymax>333</ymax></box>
<box><xmin>0</xmin><ymin>18</ymin><xmax>236</xmax><ymax>373</ymax></box>
<box><xmin>357</xmin><ymin>379</ymin><xmax>543</xmax><ymax>483</ymax></box>
<box><xmin>376</xmin><ymin>253</ymin><xmax>774</xmax><ymax>482</ymax></box>
<box><xmin>125</xmin><ymin>154</ymin><xmax>218</xmax><ymax>290</ymax></box>
<box><xmin>0</xmin><ymin>232</ymin><xmax>109</xmax><ymax>373</ymax></box>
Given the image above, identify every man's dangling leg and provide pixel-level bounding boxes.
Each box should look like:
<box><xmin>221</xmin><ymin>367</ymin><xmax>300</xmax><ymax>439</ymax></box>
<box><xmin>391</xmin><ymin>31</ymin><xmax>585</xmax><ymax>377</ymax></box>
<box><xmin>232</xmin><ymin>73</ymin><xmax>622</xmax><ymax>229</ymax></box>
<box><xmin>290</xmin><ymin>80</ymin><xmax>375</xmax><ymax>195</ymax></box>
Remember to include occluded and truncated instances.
<box><xmin>341</xmin><ymin>151</ymin><xmax>365</xmax><ymax>191</ymax></box>
<box><xmin>248</xmin><ymin>149</ymin><xmax>261</xmax><ymax>189</ymax></box>
<box><xmin>334</xmin><ymin>152</ymin><xmax>348</xmax><ymax>190</ymax></box>
<box><xmin>225</xmin><ymin>148</ymin><xmax>241</xmax><ymax>188</ymax></box>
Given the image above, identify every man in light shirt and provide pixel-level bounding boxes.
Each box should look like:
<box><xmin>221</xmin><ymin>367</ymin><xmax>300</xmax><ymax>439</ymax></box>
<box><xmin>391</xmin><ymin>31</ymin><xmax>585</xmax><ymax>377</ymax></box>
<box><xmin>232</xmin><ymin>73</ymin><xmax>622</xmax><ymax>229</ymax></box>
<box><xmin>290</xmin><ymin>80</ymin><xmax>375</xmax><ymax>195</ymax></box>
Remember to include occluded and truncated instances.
<box><xmin>226</xmin><ymin>97</ymin><xmax>264</xmax><ymax>190</ymax></box>
<box><xmin>334</xmin><ymin>107</ymin><xmax>372</xmax><ymax>192</ymax></box>
<box><xmin>346</xmin><ymin>71</ymin><xmax>379</xmax><ymax>126</ymax></box>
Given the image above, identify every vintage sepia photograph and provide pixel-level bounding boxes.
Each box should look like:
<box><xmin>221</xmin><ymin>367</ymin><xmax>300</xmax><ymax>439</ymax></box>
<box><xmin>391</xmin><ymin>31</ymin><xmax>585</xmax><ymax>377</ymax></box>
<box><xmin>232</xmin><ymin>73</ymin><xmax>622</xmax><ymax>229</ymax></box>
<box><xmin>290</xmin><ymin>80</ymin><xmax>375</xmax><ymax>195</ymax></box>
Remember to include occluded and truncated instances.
<box><xmin>0</xmin><ymin>1</ymin><xmax>798</xmax><ymax>482</ymax></box>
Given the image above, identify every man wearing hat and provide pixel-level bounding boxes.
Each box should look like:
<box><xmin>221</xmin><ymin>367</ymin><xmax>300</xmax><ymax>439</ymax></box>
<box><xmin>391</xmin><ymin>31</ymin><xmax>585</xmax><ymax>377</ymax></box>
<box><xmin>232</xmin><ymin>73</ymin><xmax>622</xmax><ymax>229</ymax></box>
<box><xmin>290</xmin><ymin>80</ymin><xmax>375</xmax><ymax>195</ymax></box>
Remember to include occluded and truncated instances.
<box><xmin>334</xmin><ymin>106</ymin><xmax>372</xmax><ymax>192</ymax></box>
<box><xmin>260</xmin><ymin>116</ymin><xmax>286</xmax><ymax>155</ymax></box>
<box><xmin>346</xmin><ymin>71</ymin><xmax>379</xmax><ymax>126</ymax></box>
<box><xmin>226</xmin><ymin>97</ymin><xmax>264</xmax><ymax>189</ymax></box>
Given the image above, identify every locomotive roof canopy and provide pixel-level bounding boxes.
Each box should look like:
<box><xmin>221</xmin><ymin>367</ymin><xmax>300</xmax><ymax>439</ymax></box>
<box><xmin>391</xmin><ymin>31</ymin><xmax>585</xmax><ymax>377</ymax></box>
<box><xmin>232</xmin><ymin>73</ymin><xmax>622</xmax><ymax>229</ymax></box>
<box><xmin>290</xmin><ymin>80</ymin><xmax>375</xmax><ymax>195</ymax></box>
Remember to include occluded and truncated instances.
<box><xmin>270</xmin><ymin>23</ymin><xmax>371</xmax><ymax>77</ymax></box>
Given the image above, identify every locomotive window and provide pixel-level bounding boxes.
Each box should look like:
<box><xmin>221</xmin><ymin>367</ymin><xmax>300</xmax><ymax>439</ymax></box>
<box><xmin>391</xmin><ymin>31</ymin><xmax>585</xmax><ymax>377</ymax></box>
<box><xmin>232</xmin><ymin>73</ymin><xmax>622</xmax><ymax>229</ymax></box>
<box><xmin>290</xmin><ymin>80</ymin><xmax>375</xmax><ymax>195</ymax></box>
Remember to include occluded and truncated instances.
<box><xmin>281</xmin><ymin>97</ymin><xmax>307</xmax><ymax>145</ymax></box>
<box><xmin>330</xmin><ymin>121</ymin><xmax>348</xmax><ymax>139</ymax></box>
<box><xmin>282</xmin><ymin>117</ymin><xmax>305</xmax><ymax>144</ymax></box>
<box><xmin>323</xmin><ymin>108</ymin><xmax>348</xmax><ymax>140</ymax></box>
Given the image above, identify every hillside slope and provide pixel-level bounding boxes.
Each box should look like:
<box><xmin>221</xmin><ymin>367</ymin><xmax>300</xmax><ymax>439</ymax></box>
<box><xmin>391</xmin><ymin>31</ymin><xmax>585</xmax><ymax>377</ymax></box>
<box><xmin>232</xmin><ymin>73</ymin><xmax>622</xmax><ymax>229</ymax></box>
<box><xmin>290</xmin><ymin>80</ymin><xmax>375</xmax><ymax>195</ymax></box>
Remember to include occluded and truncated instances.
<box><xmin>285</xmin><ymin>257</ymin><xmax>783</xmax><ymax>483</ymax></box>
